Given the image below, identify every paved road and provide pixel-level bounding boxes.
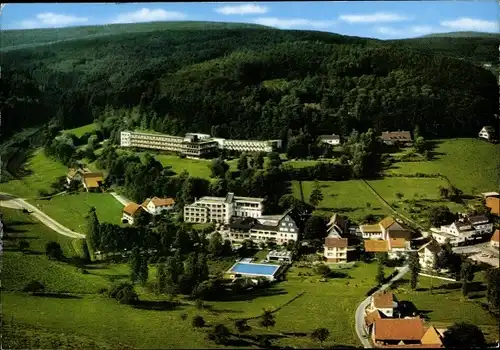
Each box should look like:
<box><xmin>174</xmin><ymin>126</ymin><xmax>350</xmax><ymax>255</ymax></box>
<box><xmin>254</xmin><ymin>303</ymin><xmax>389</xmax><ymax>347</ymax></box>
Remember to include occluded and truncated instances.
<box><xmin>0</xmin><ymin>192</ymin><xmax>85</xmax><ymax>239</ymax></box>
<box><xmin>110</xmin><ymin>192</ymin><xmax>131</xmax><ymax>206</ymax></box>
<box><xmin>354</xmin><ymin>265</ymin><xmax>410</xmax><ymax>348</ymax></box>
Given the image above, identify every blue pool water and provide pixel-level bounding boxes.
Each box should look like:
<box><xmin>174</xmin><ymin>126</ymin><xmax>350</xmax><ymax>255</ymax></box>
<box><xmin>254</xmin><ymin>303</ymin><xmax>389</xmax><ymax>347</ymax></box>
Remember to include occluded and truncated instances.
<box><xmin>230</xmin><ymin>262</ymin><xmax>280</xmax><ymax>276</ymax></box>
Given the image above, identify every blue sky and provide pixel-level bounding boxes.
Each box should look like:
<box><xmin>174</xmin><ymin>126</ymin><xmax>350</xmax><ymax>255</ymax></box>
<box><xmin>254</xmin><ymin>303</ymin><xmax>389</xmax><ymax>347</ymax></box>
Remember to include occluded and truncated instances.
<box><xmin>2</xmin><ymin>2</ymin><xmax>499</xmax><ymax>39</ymax></box>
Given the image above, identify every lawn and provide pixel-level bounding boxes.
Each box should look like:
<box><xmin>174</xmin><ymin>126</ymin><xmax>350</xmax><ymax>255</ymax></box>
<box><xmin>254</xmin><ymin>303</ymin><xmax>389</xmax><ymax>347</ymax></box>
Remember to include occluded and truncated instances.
<box><xmin>30</xmin><ymin>192</ymin><xmax>124</xmax><ymax>233</ymax></box>
<box><xmin>387</xmin><ymin>138</ymin><xmax>500</xmax><ymax>194</ymax></box>
<box><xmin>154</xmin><ymin>153</ymin><xmax>238</xmax><ymax>178</ymax></box>
<box><xmin>390</xmin><ymin>272</ymin><xmax>499</xmax><ymax>344</ymax></box>
<box><xmin>292</xmin><ymin>180</ymin><xmax>390</xmax><ymax>222</ymax></box>
<box><xmin>1</xmin><ymin>262</ymin><xmax>390</xmax><ymax>348</ymax></box>
<box><xmin>0</xmin><ymin>148</ymin><xmax>68</xmax><ymax>198</ymax></box>
<box><xmin>63</xmin><ymin>123</ymin><xmax>98</xmax><ymax>138</ymax></box>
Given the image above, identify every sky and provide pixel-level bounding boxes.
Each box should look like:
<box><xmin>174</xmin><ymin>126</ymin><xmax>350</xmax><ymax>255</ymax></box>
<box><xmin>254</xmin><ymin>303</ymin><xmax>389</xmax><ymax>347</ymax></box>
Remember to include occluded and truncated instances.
<box><xmin>2</xmin><ymin>2</ymin><xmax>499</xmax><ymax>39</ymax></box>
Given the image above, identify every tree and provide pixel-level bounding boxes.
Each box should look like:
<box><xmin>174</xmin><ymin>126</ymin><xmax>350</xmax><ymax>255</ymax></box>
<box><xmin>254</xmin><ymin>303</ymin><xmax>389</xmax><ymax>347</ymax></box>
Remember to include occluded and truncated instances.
<box><xmin>408</xmin><ymin>251</ymin><xmax>421</xmax><ymax>290</ymax></box>
<box><xmin>428</xmin><ymin>206</ymin><xmax>455</xmax><ymax>227</ymax></box>
<box><xmin>303</xmin><ymin>215</ymin><xmax>327</xmax><ymax>241</ymax></box>
<box><xmin>81</xmin><ymin>239</ymin><xmax>91</xmax><ymax>263</ymax></box>
<box><xmin>309</xmin><ymin>181</ymin><xmax>324</xmax><ymax>207</ymax></box>
<box><xmin>208</xmin><ymin>324</ymin><xmax>231</xmax><ymax>345</ymax></box>
<box><xmin>129</xmin><ymin>247</ymin><xmax>148</xmax><ymax>285</ymax></box>
<box><xmin>414</xmin><ymin>136</ymin><xmax>426</xmax><ymax>154</ymax></box>
<box><xmin>208</xmin><ymin>232</ymin><xmax>224</xmax><ymax>257</ymax></box>
<box><xmin>460</xmin><ymin>261</ymin><xmax>474</xmax><ymax>296</ymax></box>
<box><xmin>375</xmin><ymin>252</ymin><xmax>389</xmax><ymax>266</ymax></box>
<box><xmin>253</xmin><ymin>152</ymin><xmax>265</xmax><ymax>169</ymax></box>
<box><xmin>22</xmin><ymin>280</ymin><xmax>45</xmax><ymax>294</ymax></box>
<box><xmin>87</xmin><ymin>207</ymin><xmax>101</xmax><ymax>251</ymax></box>
<box><xmin>310</xmin><ymin>328</ymin><xmax>330</xmax><ymax>347</ymax></box>
<box><xmin>209</xmin><ymin>157</ymin><xmax>229</xmax><ymax>178</ymax></box>
<box><xmin>164</xmin><ymin>252</ymin><xmax>184</xmax><ymax>293</ymax></box>
<box><xmin>313</xmin><ymin>264</ymin><xmax>331</xmax><ymax>278</ymax></box>
<box><xmin>438</xmin><ymin>186</ymin><xmax>449</xmax><ymax>199</ymax></box>
<box><xmin>234</xmin><ymin>319</ymin><xmax>250</xmax><ymax>333</ymax></box>
<box><xmin>395</xmin><ymin>192</ymin><xmax>404</xmax><ymax>200</ymax></box>
<box><xmin>259</xmin><ymin>309</ymin><xmax>276</xmax><ymax>329</ymax></box>
<box><xmin>237</xmin><ymin>153</ymin><xmax>249</xmax><ymax>171</ymax></box>
<box><xmin>485</xmin><ymin>268</ymin><xmax>500</xmax><ymax>310</ymax></box>
<box><xmin>156</xmin><ymin>260</ymin><xmax>167</xmax><ymax>294</ymax></box>
<box><xmin>45</xmin><ymin>241</ymin><xmax>64</xmax><ymax>260</ymax></box>
<box><xmin>376</xmin><ymin>260</ymin><xmax>385</xmax><ymax>285</ymax></box>
<box><xmin>108</xmin><ymin>282</ymin><xmax>139</xmax><ymax>305</ymax></box>
<box><xmin>267</xmin><ymin>152</ymin><xmax>282</xmax><ymax>168</ymax></box>
<box><xmin>19</xmin><ymin>240</ymin><xmax>29</xmax><ymax>254</ymax></box>
<box><xmin>442</xmin><ymin>322</ymin><xmax>486</xmax><ymax>348</ymax></box>
<box><xmin>192</xmin><ymin>315</ymin><xmax>206</xmax><ymax>328</ymax></box>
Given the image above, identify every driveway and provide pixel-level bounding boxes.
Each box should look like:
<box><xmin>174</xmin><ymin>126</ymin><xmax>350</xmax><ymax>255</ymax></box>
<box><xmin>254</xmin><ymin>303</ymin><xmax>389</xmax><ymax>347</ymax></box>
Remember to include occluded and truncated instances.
<box><xmin>354</xmin><ymin>265</ymin><xmax>410</xmax><ymax>348</ymax></box>
<box><xmin>110</xmin><ymin>192</ymin><xmax>131</xmax><ymax>206</ymax></box>
<box><xmin>0</xmin><ymin>192</ymin><xmax>85</xmax><ymax>239</ymax></box>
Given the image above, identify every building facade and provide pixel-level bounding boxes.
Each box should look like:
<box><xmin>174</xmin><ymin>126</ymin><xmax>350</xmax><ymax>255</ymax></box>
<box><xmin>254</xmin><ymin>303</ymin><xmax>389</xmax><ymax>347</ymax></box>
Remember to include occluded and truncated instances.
<box><xmin>478</xmin><ymin>126</ymin><xmax>495</xmax><ymax>141</ymax></box>
<box><xmin>323</xmin><ymin>237</ymin><xmax>348</xmax><ymax>263</ymax></box>
<box><xmin>183</xmin><ymin>193</ymin><xmax>264</xmax><ymax>224</ymax></box>
<box><xmin>318</xmin><ymin>134</ymin><xmax>341</xmax><ymax>146</ymax></box>
<box><xmin>120</xmin><ymin>131</ymin><xmax>282</xmax><ymax>157</ymax></box>
<box><xmin>417</xmin><ymin>239</ymin><xmax>442</xmax><ymax>270</ymax></box>
<box><xmin>142</xmin><ymin>197</ymin><xmax>175</xmax><ymax>215</ymax></box>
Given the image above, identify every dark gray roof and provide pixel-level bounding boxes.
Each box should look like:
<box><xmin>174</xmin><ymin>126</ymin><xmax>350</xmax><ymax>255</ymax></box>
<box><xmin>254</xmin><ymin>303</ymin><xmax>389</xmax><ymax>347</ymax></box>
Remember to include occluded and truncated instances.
<box><xmin>229</xmin><ymin>216</ymin><xmax>256</xmax><ymax>230</ymax></box>
<box><xmin>468</xmin><ymin>215</ymin><xmax>489</xmax><ymax>224</ymax></box>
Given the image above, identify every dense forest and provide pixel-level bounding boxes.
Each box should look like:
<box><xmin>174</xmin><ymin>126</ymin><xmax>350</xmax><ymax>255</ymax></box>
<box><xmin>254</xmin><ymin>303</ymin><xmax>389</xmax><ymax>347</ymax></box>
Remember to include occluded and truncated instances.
<box><xmin>2</xmin><ymin>22</ymin><xmax>498</xmax><ymax>141</ymax></box>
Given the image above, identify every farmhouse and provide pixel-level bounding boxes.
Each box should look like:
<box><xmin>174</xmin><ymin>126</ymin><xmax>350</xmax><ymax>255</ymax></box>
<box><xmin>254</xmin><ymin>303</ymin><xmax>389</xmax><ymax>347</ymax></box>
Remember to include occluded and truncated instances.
<box><xmin>360</xmin><ymin>217</ymin><xmax>414</xmax><ymax>241</ymax></box>
<box><xmin>142</xmin><ymin>197</ymin><xmax>175</xmax><ymax>215</ymax></box>
<box><xmin>120</xmin><ymin>130</ymin><xmax>282</xmax><ymax>157</ymax></box>
<box><xmin>122</xmin><ymin>202</ymin><xmax>144</xmax><ymax>225</ymax></box>
<box><xmin>323</xmin><ymin>237</ymin><xmax>348</xmax><ymax>263</ymax></box>
<box><xmin>372</xmin><ymin>318</ymin><xmax>443</xmax><ymax>348</ymax></box>
<box><xmin>184</xmin><ymin>193</ymin><xmax>265</xmax><ymax>224</ymax></box>
<box><xmin>491</xmin><ymin>229</ymin><xmax>499</xmax><ymax>249</ymax></box>
<box><xmin>486</xmin><ymin>197</ymin><xmax>500</xmax><ymax>216</ymax></box>
<box><xmin>225</xmin><ymin>209</ymin><xmax>299</xmax><ymax>245</ymax></box>
<box><xmin>66</xmin><ymin>167</ymin><xmax>104</xmax><ymax>192</ymax></box>
<box><xmin>478</xmin><ymin>126</ymin><xmax>496</xmax><ymax>141</ymax></box>
<box><xmin>318</xmin><ymin>134</ymin><xmax>341</xmax><ymax>146</ymax></box>
<box><xmin>432</xmin><ymin>215</ymin><xmax>493</xmax><ymax>246</ymax></box>
<box><xmin>417</xmin><ymin>239</ymin><xmax>442</xmax><ymax>270</ymax></box>
<box><xmin>380</xmin><ymin>131</ymin><xmax>413</xmax><ymax>146</ymax></box>
<box><xmin>326</xmin><ymin>213</ymin><xmax>348</xmax><ymax>237</ymax></box>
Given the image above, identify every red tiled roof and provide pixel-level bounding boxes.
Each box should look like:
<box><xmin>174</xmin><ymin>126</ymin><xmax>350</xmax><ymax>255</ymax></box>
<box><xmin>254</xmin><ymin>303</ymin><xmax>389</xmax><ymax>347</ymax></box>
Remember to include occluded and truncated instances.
<box><xmin>123</xmin><ymin>203</ymin><xmax>142</xmax><ymax>216</ymax></box>
<box><xmin>486</xmin><ymin>197</ymin><xmax>500</xmax><ymax>215</ymax></box>
<box><xmin>373</xmin><ymin>291</ymin><xmax>395</xmax><ymax>308</ymax></box>
<box><xmin>389</xmin><ymin>238</ymin><xmax>407</xmax><ymax>249</ymax></box>
<box><xmin>364</xmin><ymin>240</ymin><xmax>389</xmax><ymax>252</ymax></box>
<box><xmin>491</xmin><ymin>229</ymin><xmax>500</xmax><ymax>243</ymax></box>
<box><xmin>324</xmin><ymin>237</ymin><xmax>348</xmax><ymax>248</ymax></box>
<box><xmin>151</xmin><ymin>197</ymin><xmax>175</xmax><ymax>206</ymax></box>
<box><xmin>373</xmin><ymin>318</ymin><xmax>425</xmax><ymax>341</ymax></box>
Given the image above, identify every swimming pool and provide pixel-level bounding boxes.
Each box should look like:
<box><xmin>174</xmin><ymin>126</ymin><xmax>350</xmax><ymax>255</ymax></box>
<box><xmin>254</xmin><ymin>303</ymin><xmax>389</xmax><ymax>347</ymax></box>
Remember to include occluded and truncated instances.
<box><xmin>228</xmin><ymin>262</ymin><xmax>281</xmax><ymax>279</ymax></box>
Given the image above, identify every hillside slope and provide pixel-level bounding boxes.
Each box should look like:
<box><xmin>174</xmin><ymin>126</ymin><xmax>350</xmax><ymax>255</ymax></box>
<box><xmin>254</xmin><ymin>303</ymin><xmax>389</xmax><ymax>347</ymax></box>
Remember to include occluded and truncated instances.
<box><xmin>1</xmin><ymin>23</ymin><xmax>497</xmax><ymax>142</ymax></box>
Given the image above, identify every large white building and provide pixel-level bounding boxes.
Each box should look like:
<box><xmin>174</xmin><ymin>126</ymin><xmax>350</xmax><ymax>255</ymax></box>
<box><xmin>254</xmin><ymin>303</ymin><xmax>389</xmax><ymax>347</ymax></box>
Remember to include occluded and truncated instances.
<box><xmin>183</xmin><ymin>192</ymin><xmax>264</xmax><ymax>224</ymax></box>
<box><xmin>225</xmin><ymin>209</ymin><xmax>299</xmax><ymax>245</ymax></box>
<box><xmin>431</xmin><ymin>215</ymin><xmax>493</xmax><ymax>246</ymax></box>
<box><xmin>120</xmin><ymin>130</ymin><xmax>282</xmax><ymax>157</ymax></box>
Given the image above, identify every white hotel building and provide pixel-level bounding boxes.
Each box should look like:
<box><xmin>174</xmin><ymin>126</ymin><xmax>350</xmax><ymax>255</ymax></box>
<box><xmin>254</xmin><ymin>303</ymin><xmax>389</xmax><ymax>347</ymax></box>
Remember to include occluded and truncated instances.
<box><xmin>183</xmin><ymin>192</ymin><xmax>264</xmax><ymax>224</ymax></box>
<box><xmin>120</xmin><ymin>131</ymin><xmax>281</xmax><ymax>157</ymax></box>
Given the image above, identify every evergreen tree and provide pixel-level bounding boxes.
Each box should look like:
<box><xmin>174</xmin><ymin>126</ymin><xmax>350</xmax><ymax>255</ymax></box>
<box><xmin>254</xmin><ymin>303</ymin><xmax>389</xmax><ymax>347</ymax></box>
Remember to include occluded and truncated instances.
<box><xmin>408</xmin><ymin>251</ymin><xmax>421</xmax><ymax>290</ymax></box>
<box><xmin>376</xmin><ymin>260</ymin><xmax>385</xmax><ymax>285</ymax></box>
<box><xmin>309</xmin><ymin>181</ymin><xmax>324</xmax><ymax>207</ymax></box>
<box><xmin>129</xmin><ymin>247</ymin><xmax>142</xmax><ymax>284</ymax></box>
<box><xmin>460</xmin><ymin>261</ymin><xmax>474</xmax><ymax>297</ymax></box>
<box><xmin>87</xmin><ymin>207</ymin><xmax>101</xmax><ymax>251</ymax></box>
<box><xmin>237</xmin><ymin>153</ymin><xmax>249</xmax><ymax>171</ymax></box>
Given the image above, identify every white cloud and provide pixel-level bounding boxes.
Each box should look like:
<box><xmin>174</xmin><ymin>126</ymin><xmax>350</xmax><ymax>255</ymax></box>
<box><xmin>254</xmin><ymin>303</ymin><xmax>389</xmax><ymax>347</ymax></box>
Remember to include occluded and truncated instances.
<box><xmin>374</xmin><ymin>26</ymin><xmax>403</xmax><ymax>37</ymax></box>
<box><xmin>253</xmin><ymin>17</ymin><xmax>336</xmax><ymax>29</ymax></box>
<box><xmin>215</xmin><ymin>4</ymin><xmax>268</xmax><ymax>15</ymax></box>
<box><xmin>339</xmin><ymin>12</ymin><xmax>411</xmax><ymax>24</ymax></box>
<box><xmin>20</xmin><ymin>12</ymin><xmax>88</xmax><ymax>29</ymax></box>
<box><xmin>112</xmin><ymin>8</ymin><xmax>186</xmax><ymax>24</ymax></box>
<box><xmin>440</xmin><ymin>17</ymin><xmax>498</xmax><ymax>32</ymax></box>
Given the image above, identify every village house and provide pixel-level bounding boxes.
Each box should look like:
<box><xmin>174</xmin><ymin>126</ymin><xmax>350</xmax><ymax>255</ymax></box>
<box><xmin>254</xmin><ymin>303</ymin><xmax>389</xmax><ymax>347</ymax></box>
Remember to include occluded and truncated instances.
<box><xmin>326</xmin><ymin>213</ymin><xmax>348</xmax><ymax>238</ymax></box>
<box><xmin>380</xmin><ymin>131</ymin><xmax>413</xmax><ymax>146</ymax></box>
<box><xmin>225</xmin><ymin>209</ymin><xmax>299</xmax><ymax>246</ymax></box>
<box><xmin>122</xmin><ymin>203</ymin><xmax>144</xmax><ymax>225</ymax></box>
<box><xmin>142</xmin><ymin>197</ymin><xmax>175</xmax><ymax>215</ymax></box>
<box><xmin>368</xmin><ymin>291</ymin><xmax>398</xmax><ymax>317</ymax></box>
<box><xmin>360</xmin><ymin>223</ymin><xmax>383</xmax><ymax>239</ymax></box>
<box><xmin>431</xmin><ymin>214</ymin><xmax>493</xmax><ymax>246</ymax></box>
<box><xmin>318</xmin><ymin>134</ymin><xmax>341</xmax><ymax>146</ymax></box>
<box><xmin>478</xmin><ymin>126</ymin><xmax>496</xmax><ymax>141</ymax></box>
<box><xmin>491</xmin><ymin>229</ymin><xmax>499</xmax><ymax>249</ymax></box>
<box><xmin>361</xmin><ymin>217</ymin><xmax>414</xmax><ymax>259</ymax></box>
<box><xmin>417</xmin><ymin>239</ymin><xmax>443</xmax><ymax>270</ymax></box>
<box><xmin>486</xmin><ymin>196</ymin><xmax>500</xmax><ymax>216</ymax></box>
<box><xmin>323</xmin><ymin>237</ymin><xmax>348</xmax><ymax>263</ymax></box>
<box><xmin>372</xmin><ymin>318</ymin><xmax>444</xmax><ymax>348</ymax></box>
<box><xmin>66</xmin><ymin>167</ymin><xmax>104</xmax><ymax>192</ymax></box>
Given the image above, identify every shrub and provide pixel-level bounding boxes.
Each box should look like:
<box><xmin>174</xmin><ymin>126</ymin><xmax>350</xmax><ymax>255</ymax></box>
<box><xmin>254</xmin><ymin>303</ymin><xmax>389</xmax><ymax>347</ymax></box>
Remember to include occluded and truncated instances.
<box><xmin>22</xmin><ymin>280</ymin><xmax>45</xmax><ymax>294</ymax></box>
<box><xmin>180</xmin><ymin>313</ymin><xmax>188</xmax><ymax>321</ymax></box>
<box><xmin>108</xmin><ymin>282</ymin><xmax>139</xmax><ymax>305</ymax></box>
<box><xmin>97</xmin><ymin>287</ymin><xmax>108</xmax><ymax>294</ymax></box>
<box><xmin>313</xmin><ymin>264</ymin><xmax>331</xmax><ymax>277</ymax></box>
<box><xmin>192</xmin><ymin>315</ymin><xmax>206</xmax><ymax>328</ymax></box>
<box><xmin>45</xmin><ymin>241</ymin><xmax>64</xmax><ymax>261</ymax></box>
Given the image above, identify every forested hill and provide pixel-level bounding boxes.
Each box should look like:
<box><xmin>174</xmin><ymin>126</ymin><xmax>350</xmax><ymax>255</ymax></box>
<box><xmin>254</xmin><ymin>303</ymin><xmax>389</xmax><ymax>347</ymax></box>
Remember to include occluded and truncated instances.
<box><xmin>1</xmin><ymin>23</ymin><xmax>498</xmax><ymax>141</ymax></box>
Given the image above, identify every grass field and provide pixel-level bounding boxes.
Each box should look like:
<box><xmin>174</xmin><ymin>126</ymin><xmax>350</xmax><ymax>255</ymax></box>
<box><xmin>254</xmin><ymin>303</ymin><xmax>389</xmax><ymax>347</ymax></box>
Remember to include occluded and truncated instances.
<box><xmin>154</xmin><ymin>154</ymin><xmax>238</xmax><ymax>178</ymax></box>
<box><xmin>63</xmin><ymin>123</ymin><xmax>98</xmax><ymax>138</ymax></box>
<box><xmin>391</xmin><ymin>273</ymin><xmax>499</xmax><ymax>344</ymax></box>
<box><xmin>292</xmin><ymin>180</ymin><xmax>390</xmax><ymax>222</ymax></box>
<box><xmin>30</xmin><ymin>192</ymin><xmax>124</xmax><ymax>232</ymax></box>
<box><xmin>387</xmin><ymin>139</ymin><xmax>500</xmax><ymax>194</ymax></box>
<box><xmin>0</xmin><ymin>149</ymin><xmax>68</xmax><ymax>198</ymax></box>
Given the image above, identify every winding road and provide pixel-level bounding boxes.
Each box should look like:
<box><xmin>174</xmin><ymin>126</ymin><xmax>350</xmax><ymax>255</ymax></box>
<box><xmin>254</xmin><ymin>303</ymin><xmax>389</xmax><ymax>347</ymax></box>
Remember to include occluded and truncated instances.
<box><xmin>354</xmin><ymin>265</ymin><xmax>410</xmax><ymax>348</ymax></box>
<box><xmin>0</xmin><ymin>192</ymin><xmax>85</xmax><ymax>239</ymax></box>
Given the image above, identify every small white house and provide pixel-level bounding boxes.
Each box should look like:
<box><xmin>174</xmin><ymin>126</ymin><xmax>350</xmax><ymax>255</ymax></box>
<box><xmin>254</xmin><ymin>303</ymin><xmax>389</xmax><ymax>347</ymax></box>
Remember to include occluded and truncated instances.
<box><xmin>122</xmin><ymin>203</ymin><xmax>144</xmax><ymax>225</ymax></box>
<box><xmin>478</xmin><ymin>126</ymin><xmax>495</xmax><ymax>141</ymax></box>
<box><xmin>369</xmin><ymin>291</ymin><xmax>398</xmax><ymax>318</ymax></box>
<box><xmin>418</xmin><ymin>239</ymin><xmax>443</xmax><ymax>270</ymax></box>
<box><xmin>319</xmin><ymin>134</ymin><xmax>341</xmax><ymax>146</ymax></box>
<box><xmin>142</xmin><ymin>197</ymin><xmax>175</xmax><ymax>215</ymax></box>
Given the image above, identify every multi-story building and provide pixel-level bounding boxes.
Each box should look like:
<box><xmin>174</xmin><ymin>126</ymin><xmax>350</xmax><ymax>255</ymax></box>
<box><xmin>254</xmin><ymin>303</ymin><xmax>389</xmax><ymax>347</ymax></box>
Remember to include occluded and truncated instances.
<box><xmin>225</xmin><ymin>209</ymin><xmax>299</xmax><ymax>245</ymax></box>
<box><xmin>417</xmin><ymin>239</ymin><xmax>443</xmax><ymax>270</ymax></box>
<box><xmin>120</xmin><ymin>131</ymin><xmax>282</xmax><ymax>157</ymax></box>
<box><xmin>318</xmin><ymin>134</ymin><xmax>341</xmax><ymax>146</ymax></box>
<box><xmin>323</xmin><ymin>237</ymin><xmax>348</xmax><ymax>263</ymax></box>
<box><xmin>431</xmin><ymin>215</ymin><xmax>493</xmax><ymax>246</ymax></box>
<box><xmin>183</xmin><ymin>192</ymin><xmax>264</xmax><ymax>224</ymax></box>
